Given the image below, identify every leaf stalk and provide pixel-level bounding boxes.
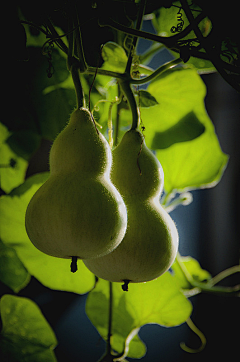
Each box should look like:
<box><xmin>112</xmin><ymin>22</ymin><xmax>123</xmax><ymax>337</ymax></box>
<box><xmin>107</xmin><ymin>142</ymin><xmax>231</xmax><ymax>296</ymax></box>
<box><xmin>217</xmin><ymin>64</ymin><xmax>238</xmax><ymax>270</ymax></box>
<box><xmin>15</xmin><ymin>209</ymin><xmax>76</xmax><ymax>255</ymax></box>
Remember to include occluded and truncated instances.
<box><xmin>176</xmin><ymin>253</ymin><xmax>240</xmax><ymax>297</ymax></box>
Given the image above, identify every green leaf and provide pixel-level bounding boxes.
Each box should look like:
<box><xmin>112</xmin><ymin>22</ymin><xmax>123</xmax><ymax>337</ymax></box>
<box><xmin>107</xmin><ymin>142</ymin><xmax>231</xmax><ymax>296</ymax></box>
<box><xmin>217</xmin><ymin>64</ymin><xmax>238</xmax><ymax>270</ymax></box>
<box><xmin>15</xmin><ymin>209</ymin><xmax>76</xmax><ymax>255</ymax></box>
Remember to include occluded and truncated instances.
<box><xmin>0</xmin><ymin>173</ymin><xmax>95</xmax><ymax>294</ymax></box>
<box><xmin>171</xmin><ymin>256</ymin><xmax>212</xmax><ymax>290</ymax></box>
<box><xmin>101</xmin><ymin>42</ymin><xmax>128</xmax><ymax>73</ymax></box>
<box><xmin>0</xmin><ymin>239</ymin><xmax>30</xmax><ymax>293</ymax></box>
<box><xmin>6</xmin><ymin>130</ymin><xmax>41</xmax><ymax>161</ymax></box>
<box><xmin>86</xmin><ymin>274</ymin><xmax>192</xmax><ymax>359</ymax></box>
<box><xmin>0</xmin><ymin>295</ymin><xmax>57</xmax><ymax>362</ymax></box>
<box><xmin>141</xmin><ymin>68</ymin><xmax>229</xmax><ymax>193</ymax></box>
<box><xmin>0</xmin><ymin>123</ymin><xmax>28</xmax><ymax>193</ymax></box>
<box><xmin>138</xmin><ymin>90</ymin><xmax>159</xmax><ymax>108</ymax></box>
<box><xmin>151</xmin><ymin>111</ymin><xmax>205</xmax><ymax>149</ymax></box>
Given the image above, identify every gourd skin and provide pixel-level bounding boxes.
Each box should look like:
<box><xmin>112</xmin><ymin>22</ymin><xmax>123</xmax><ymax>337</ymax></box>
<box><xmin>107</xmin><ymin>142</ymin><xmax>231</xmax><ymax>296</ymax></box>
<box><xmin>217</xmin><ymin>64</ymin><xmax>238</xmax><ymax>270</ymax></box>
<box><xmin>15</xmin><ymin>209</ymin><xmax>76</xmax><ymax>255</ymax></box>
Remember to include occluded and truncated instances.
<box><xmin>83</xmin><ymin>129</ymin><xmax>179</xmax><ymax>283</ymax></box>
<box><xmin>25</xmin><ymin>108</ymin><xmax>127</xmax><ymax>259</ymax></box>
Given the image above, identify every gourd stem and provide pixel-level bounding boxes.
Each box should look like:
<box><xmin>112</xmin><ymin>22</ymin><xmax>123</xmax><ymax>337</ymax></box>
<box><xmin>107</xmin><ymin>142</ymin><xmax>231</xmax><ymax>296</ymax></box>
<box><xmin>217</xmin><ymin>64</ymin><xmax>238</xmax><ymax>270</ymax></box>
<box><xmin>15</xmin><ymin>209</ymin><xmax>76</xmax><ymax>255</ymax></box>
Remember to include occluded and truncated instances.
<box><xmin>71</xmin><ymin>63</ymin><xmax>85</xmax><ymax>109</ymax></box>
<box><xmin>67</xmin><ymin>17</ymin><xmax>85</xmax><ymax>109</ymax></box>
<box><xmin>119</xmin><ymin>79</ymin><xmax>139</xmax><ymax>130</ymax></box>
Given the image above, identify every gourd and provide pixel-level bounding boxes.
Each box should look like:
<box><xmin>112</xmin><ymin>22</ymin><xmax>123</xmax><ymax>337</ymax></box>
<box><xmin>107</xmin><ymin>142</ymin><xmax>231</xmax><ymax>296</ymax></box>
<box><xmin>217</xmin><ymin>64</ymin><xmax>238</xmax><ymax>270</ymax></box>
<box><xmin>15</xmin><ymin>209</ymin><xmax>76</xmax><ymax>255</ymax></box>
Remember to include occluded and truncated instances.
<box><xmin>25</xmin><ymin>108</ymin><xmax>127</xmax><ymax>263</ymax></box>
<box><xmin>83</xmin><ymin>129</ymin><xmax>179</xmax><ymax>289</ymax></box>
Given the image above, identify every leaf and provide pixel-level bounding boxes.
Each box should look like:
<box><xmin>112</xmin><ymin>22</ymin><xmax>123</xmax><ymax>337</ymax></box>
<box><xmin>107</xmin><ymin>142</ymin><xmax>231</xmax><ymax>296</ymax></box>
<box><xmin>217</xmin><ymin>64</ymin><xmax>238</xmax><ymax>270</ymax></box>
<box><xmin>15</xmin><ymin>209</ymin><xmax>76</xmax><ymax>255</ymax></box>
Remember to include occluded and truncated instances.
<box><xmin>0</xmin><ymin>173</ymin><xmax>95</xmax><ymax>294</ymax></box>
<box><xmin>141</xmin><ymin>68</ymin><xmax>229</xmax><ymax>193</ymax></box>
<box><xmin>0</xmin><ymin>239</ymin><xmax>30</xmax><ymax>293</ymax></box>
<box><xmin>6</xmin><ymin>130</ymin><xmax>41</xmax><ymax>161</ymax></box>
<box><xmin>151</xmin><ymin>111</ymin><xmax>205</xmax><ymax>149</ymax></box>
<box><xmin>138</xmin><ymin>90</ymin><xmax>159</xmax><ymax>108</ymax></box>
<box><xmin>0</xmin><ymin>295</ymin><xmax>57</xmax><ymax>362</ymax></box>
<box><xmin>86</xmin><ymin>274</ymin><xmax>192</xmax><ymax>359</ymax></box>
<box><xmin>171</xmin><ymin>256</ymin><xmax>212</xmax><ymax>290</ymax></box>
<box><xmin>101</xmin><ymin>42</ymin><xmax>128</xmax><ymax>73</ymax></box>
<box><xmin>0</xmin><ymin>123</ymin><xmax>28</xmax><ymax>193</ymax></box>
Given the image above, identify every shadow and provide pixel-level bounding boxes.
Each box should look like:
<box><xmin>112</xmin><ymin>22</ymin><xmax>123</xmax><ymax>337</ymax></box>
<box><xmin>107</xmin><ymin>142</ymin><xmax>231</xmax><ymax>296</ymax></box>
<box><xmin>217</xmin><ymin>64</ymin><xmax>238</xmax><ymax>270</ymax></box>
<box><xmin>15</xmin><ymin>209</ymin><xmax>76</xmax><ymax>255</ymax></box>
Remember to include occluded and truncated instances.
<box><xmin>151</xmin><ymin>111</ymin><xmax>205</xmax><ymax>149</ymax></box>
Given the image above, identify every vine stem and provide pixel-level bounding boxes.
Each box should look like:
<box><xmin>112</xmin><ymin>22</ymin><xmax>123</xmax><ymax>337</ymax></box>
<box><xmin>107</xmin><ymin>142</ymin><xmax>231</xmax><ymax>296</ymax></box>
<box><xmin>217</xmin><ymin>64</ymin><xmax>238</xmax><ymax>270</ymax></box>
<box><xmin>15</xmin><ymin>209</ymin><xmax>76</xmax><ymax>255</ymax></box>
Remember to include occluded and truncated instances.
<box><xmin>175</xmin><ymin>253</ymin><xmax>240</xmax><ymax>297</ymax></box>
<box><xmin>125</xmin><ymin>0</ymin><xmax>147</xmax><ymax>75</ymax></box>
<box><xmin>107</xmin><ymin>282</ymin><xmax>113</xmax><ymax>357</ymax></box>
<box><xmin>180</xmin><ymin>317</ymin><xmax>206</xmax><ymax>353</ymax></box>
<box><xmin>119</xmin><ymin>79</ymin><xmax>139</xmax><ymax>130</ymax></box>
<box><xmin>130</xmin><ymin>57</ymin><xmax>182</xmax><ymax>85</ymax></box>
<box><xmin>67</xmin><ymin>10</ymin><xmax>86</xmax><ymax>109</ymax></box>
<box><xmin>71</xmin><ymin>63</ymin><xmax>85</xmax><ymax>109</ymax></box>
<box><xmin>114</xmin><ymin>84</ymin><xmax>122</xmax><ymax>147</ymax></box>
<box><xmin>74</xmin><ymin>7</ymin><xmax>87</xmax><ymax>72</ymax></box>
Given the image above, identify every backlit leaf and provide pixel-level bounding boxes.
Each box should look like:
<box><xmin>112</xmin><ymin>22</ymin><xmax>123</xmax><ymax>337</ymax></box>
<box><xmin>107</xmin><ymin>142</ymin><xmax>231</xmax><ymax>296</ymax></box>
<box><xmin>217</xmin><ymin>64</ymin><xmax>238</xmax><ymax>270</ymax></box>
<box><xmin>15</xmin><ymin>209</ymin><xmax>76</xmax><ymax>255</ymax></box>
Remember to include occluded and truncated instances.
<box><xmin>0</xmin><ymin>295</ymin><xmax>57</xmax><ymax>362</ymax></box>
<box><xmin>141</xmin><ymin>68</ymin><xmax>228</xmax><ymax>193</ymax></box>
<box><xmin>86</xmin><ymin>274</ymin><xmax>192</xmax><ymax>358</ymax></box>
<box><xmin>171</xmin><ymin>256</ymin><xmax>212</xmax><ymax>290</ymax></box>
<box><xmin>101</xmin><ymin>42</ymin><xmax>127</xmax><ymax>73</ymax></box>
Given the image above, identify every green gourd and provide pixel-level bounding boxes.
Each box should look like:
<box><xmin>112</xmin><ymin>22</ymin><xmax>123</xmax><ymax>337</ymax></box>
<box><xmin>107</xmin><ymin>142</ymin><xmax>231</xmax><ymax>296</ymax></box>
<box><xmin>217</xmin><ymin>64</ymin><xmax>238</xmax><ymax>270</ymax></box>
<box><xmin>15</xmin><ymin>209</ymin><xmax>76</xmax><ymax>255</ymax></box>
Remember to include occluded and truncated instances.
<box><xmin>83</xmin><ymin>129</ymin><xmax>179</xmax><ymax>288</ymax></box>
<box><xmin>25</xmin><ymin>108</ymin><xmax>127</xmax><ymax>262</ymax></box>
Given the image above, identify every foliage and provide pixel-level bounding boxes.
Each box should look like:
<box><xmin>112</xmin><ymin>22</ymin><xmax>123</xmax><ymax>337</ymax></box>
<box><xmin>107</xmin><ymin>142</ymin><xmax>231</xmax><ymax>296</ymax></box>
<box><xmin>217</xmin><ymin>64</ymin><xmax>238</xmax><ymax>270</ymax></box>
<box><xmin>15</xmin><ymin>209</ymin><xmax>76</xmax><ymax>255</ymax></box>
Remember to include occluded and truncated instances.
<box><xmin>1</xmin><ymin>1</ymin><xmax>240</xmax><ymax>361</ymax></box>
<box><xmin>0</xmin><ymin>295</ymin><xmax>57</xmax><ymax>361</ymax></box>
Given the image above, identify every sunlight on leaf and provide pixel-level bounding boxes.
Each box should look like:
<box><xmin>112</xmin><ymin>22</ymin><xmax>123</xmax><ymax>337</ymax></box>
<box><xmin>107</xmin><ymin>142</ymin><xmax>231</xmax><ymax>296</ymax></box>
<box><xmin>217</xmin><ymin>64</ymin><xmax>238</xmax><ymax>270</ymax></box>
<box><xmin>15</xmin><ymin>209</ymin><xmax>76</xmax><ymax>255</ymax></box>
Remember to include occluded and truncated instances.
<box><xmin>172</xmin><ymin>256</ymin><xmax>212</xmax><ymax>290</ymax></box>
<box><xmin>0</xmin><ymin>295</ymin><xmax>57</xmax><ymax>362</ymax></box>
<box><xmin>101</xmin><ymin>42</ymin><xmax>127</xmax><ymax>73</ymax></box>
<box><xmin>141</xmin><ymin>68</ymin><xmax>229</xmax><ymax>193</ymax></box>
<box><xmin>86</xmin><ymin>274</ymin><xmax>192</xmax><ymax>358</ymax></box>
<box><xmin>0</xmin><ymin>173</ymin><xmax>95</xmax><ymax>294</ymax></box>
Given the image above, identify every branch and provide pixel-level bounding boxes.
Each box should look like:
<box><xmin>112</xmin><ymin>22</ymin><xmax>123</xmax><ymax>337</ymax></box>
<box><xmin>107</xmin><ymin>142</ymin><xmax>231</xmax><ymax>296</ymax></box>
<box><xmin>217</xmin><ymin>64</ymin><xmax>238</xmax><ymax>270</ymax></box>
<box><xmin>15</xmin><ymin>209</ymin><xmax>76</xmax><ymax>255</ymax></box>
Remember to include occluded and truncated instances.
<box><xmin>98</xmin><ymin>11</ymin><xmax>207</xmax><ymax>50</ymax></box>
